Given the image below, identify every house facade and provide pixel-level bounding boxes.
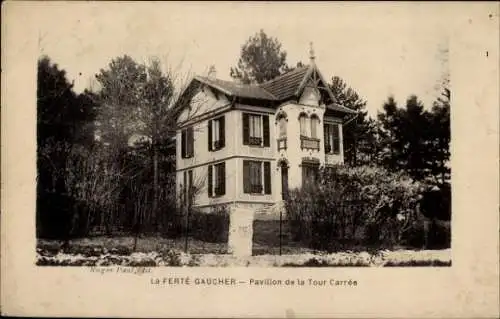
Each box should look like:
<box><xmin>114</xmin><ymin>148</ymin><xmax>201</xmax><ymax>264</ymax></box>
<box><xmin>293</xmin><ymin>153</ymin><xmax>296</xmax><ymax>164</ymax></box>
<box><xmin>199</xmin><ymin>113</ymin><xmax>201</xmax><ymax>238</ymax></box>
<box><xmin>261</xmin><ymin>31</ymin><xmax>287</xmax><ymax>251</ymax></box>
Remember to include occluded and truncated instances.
<box><xmin>175</xmin><ymin>55</ymin><xmax>356</xmax><ymax>218</ymax></box>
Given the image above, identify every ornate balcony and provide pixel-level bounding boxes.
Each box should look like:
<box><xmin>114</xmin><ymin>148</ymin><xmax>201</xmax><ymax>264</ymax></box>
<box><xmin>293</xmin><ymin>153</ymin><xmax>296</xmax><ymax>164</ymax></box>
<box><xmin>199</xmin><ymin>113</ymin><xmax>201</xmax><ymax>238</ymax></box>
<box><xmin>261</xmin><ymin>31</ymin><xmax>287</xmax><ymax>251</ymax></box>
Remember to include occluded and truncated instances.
<box><xmin>277</xmin><ymin>137</ymin><xmax>287</xmax><ymax>151</ymax></box>
<box><xmin>300</xmin><ymin>136</ymin><xmax>320</xmax><ymax>151</ymax></box>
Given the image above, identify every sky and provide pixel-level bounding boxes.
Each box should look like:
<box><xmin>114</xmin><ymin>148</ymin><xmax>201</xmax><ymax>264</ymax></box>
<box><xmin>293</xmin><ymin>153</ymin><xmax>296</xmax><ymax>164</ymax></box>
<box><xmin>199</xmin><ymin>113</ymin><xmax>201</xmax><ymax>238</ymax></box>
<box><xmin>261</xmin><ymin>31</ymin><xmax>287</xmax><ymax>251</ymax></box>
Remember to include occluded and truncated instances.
<box><xmin>36</xmin><ymin>2</ymin><xmax>450</xmax><ymax>117</ymax></box>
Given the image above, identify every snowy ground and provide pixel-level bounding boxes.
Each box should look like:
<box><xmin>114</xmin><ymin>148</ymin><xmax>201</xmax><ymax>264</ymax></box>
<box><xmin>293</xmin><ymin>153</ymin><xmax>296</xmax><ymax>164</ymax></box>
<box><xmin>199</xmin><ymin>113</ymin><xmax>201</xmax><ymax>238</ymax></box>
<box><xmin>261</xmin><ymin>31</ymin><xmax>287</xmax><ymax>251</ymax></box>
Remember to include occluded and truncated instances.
<box><xmin>37</xmin><ymin>237</ymin><xmax>451</xmax><ymax>267</ymax></box>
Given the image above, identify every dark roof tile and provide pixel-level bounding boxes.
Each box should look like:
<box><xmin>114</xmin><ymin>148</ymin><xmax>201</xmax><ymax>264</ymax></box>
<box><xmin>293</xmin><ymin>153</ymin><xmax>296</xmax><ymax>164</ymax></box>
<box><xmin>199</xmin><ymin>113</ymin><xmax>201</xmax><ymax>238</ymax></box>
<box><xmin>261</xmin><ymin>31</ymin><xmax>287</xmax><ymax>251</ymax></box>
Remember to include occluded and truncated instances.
<box><xmin>189</xmin><ymin>65</ymin><xmax>356</xmax><ymax>115</ymax></box>
<box><xmin>195</xmin><ymin>76</ymin><xmax>276</xmax><ymax>100</ymax></box>
<box><xmin>259</xmin><ymin>66</ymin><xmax>310</xmax><ymax>100</ymax></box>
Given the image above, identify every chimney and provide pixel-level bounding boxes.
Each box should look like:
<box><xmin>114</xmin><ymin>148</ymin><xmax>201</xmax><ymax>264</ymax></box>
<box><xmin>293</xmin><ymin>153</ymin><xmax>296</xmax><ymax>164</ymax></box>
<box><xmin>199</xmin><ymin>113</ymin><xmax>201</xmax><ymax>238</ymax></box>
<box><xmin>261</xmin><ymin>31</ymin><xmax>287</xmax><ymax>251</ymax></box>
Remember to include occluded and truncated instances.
<box><xmin>208</xmin><ymin>65</ymin><xmax>217</xmax><ymax>79</ymax></box>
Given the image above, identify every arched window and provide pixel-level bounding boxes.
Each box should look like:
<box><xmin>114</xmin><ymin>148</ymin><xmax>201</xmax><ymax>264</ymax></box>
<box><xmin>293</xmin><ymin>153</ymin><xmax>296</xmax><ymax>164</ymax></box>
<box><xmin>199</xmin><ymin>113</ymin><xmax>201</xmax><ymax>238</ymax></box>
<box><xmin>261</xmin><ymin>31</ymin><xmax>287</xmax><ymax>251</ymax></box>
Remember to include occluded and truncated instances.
<box><xmin>299</xmin><ymin>113</ymin><xmax>308</xmax><ymax>137</ymax></box>
<box><xmin>276</xmin><ymin>112</ymin><xmax>287</xmax><ymax>137</ymax></box>
<box><xmin>310</xmin><ymin>114</ymin><xmax>320</xmax><ymax>139</ymax></box>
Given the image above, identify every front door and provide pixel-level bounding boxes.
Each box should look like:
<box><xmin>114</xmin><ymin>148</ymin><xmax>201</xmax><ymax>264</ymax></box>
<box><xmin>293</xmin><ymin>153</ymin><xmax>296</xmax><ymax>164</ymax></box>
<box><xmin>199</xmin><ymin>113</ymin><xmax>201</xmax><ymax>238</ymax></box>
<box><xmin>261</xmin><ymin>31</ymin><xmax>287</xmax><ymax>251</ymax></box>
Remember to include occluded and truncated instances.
<box><xmin>280</xmin><ymin>164</ymin><xmax>289</xmax><ymax>200</ymax></box>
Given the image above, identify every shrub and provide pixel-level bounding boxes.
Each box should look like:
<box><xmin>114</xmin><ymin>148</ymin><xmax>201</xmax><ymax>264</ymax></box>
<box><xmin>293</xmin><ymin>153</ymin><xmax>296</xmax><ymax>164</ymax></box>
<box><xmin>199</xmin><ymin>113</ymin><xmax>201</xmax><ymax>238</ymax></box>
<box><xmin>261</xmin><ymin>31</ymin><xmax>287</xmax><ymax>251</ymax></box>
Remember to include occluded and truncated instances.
<box><xmin>188</xmin><ymin>206</ymin><xmax>229</xmax><ymax>243</ymax></box>
<box><xmin>285</xmin><ymin>165</ymin><xmax>423</xmax><ymax>251</ymax></box>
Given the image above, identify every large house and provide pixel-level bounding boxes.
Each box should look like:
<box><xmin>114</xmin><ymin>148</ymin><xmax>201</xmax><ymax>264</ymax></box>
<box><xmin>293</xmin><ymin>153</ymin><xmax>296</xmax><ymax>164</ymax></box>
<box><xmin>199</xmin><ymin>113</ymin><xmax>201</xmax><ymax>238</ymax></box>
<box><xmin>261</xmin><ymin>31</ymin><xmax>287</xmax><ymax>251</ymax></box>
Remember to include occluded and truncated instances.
<box><xmin>175</xmin><ymin>51</ymin><xmax>356</xmax><ymax>217</ymax></box>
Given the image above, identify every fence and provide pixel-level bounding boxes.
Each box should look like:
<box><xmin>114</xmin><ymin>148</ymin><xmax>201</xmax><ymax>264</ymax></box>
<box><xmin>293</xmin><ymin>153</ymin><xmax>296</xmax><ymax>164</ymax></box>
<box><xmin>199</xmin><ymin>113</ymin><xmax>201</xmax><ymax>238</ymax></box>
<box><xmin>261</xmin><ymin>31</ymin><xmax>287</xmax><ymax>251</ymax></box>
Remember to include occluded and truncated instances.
<box><xmin>252</xmin><ymin>200</ymin><xmax>373</xmax><ymax>255</ymax></box>
<box><xmin>36</xmin><ymin>190</ymin><xmax>231</xmax><ymax>254</ymax></box>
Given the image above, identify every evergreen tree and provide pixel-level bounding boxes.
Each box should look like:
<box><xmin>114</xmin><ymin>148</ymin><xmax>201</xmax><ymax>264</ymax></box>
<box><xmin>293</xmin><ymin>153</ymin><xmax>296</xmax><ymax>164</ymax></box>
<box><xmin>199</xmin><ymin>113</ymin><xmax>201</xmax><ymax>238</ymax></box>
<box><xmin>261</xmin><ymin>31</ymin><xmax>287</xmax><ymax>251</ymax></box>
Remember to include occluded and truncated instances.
<box><xmin>37</xmin><ymin>56</ymin><xmax>96</xmax><ymax>239</ymax></box>
<box><xmin>230</xmin><ymin>29</ymin><xmax>291</xmax><ymax>84</ymax></box>
<box><xmin>94</xmin><ymin>55</ymin><xmax>181</xmax><ymax>234</ymax></box>
<box><xmin>377</xmin><ymin>96</ymin><xmax>404</xmax><ymax>171</ymax></box>
<box><xmin>328</xmin><ymin>76</ymin><xmax>373</xmax><ymax>166</ymax></box>
<box><xmin>377</xmin><ymin>94</ymin><xmax>449</xmax><ymax>184</ymax></box>
<box><xmin>428</xmin><ymin>89</ymin><xmax>450</xmax><ymax>185</ymax></box>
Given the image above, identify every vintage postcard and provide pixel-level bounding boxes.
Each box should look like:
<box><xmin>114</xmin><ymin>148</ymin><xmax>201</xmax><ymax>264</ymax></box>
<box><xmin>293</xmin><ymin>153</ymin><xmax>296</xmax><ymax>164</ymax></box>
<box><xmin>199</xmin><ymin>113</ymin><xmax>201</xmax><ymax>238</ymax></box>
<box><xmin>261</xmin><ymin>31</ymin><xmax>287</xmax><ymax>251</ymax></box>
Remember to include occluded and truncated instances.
<box><xmin>1</xmin><ymin>1</ymin><xmax>499</xmax><ymax>318</ymax></box>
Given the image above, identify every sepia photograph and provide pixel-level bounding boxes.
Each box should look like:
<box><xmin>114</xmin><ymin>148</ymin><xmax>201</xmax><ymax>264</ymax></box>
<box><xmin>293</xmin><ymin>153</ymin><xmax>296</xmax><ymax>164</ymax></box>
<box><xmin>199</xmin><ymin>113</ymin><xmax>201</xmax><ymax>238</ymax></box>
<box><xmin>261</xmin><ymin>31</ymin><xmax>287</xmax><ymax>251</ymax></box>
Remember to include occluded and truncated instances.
<box><xmin>2</xmin><ymin>2</ymin><xmax>499</xmax><ymax>318</ymax></box>
<box><xmin>34</xmin><ymin>3</ymin><xmax>452</xmax><ymax>268</ymax></box>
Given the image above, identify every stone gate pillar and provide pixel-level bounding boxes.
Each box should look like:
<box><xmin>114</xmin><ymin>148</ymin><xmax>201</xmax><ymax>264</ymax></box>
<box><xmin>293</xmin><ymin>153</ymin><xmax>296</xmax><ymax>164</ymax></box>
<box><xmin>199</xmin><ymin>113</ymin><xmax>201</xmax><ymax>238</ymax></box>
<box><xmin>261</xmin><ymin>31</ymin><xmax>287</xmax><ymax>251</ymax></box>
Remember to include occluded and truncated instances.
<box><xmin>227</xmin><ymin>206</ymin><xmax>254</xmax><ymax>256</ymax></box>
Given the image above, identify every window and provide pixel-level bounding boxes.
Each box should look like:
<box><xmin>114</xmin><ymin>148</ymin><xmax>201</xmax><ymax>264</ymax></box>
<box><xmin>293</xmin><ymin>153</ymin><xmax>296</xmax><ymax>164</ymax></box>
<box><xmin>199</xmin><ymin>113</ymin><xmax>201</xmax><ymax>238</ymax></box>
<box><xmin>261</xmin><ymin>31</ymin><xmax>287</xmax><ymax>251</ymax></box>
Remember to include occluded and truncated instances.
<box><xmin>182</xmin><ymin>170</ymin><xmax>194</xmax><ymax>206</ymax></box>
<box><xmin>299</xmin><ymin>113</ymin><xmax>308</xmax><ymax>137</ymax></box>
<box><xmin>243</xmin><ymin>160</ymin><xmax>271</xmax><ymax>194</ymax></box>
<box><xmin>310</xmin><ymin>115</ymin><xmax>320</xmax><ymax>139</ymax></box>
<box><xmin>300</xmin><ymin>113</ymin><xmax>320</xmax><ymax>151</ymax></box>
<box><xmin>324</xmin><ymin>123</ymin><xmax>340</xmax><ymax>154</ymax></box>
<box><xmin>277</xmin><ymin>113</ymin><xmax>287</xmax><ymax>137</ymax></box>
<box><xmin>243</xmin><ymin>113</ymin><xmax>270</xmax><ymax>147</ymax></box>
<box><xmin>249</xmin><ymin>115</ymin><xmax>262</xmax><ymax>139</ymax></box>
<box><xmin>276</xmin><ymin>112</ymin><xmax>287</xmax><ymax>150</ymax></box>
<box><xmin>208</xmin><ymin>115</ymin><xmax>225</xmax><ymax>151</ymax></box>
<box><xmin>302</xmin><ymin>163</ymin><xmax>319</xmax><ymax>186</ymax></box>
<box><xmin>208</xmin><ymin>162</ymin><xmax>225</xmax><ymax>197</ymax></box>
<box><xmin>181</xmin><ymin>126</ymin><xmax>194</xmax><ymax>158</ymax></box>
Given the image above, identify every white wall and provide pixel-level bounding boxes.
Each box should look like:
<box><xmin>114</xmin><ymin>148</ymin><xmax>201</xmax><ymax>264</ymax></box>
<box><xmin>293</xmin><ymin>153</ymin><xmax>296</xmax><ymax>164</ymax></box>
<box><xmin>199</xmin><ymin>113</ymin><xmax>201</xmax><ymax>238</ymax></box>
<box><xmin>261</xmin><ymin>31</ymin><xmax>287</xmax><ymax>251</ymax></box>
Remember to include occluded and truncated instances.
<box><xmin>175</xmin><ymin>85</ymin><xmax>345</xmax><ymax>210</ymax></box>
<box><xmin>176</xmin><ymin>157</ymin><xmax>239</xmax><ymax>208</ymax></box>
<box><xmin>276</xmin><ymin>101</ymin><xmax>326</xmax><ymax>190</ymax></box>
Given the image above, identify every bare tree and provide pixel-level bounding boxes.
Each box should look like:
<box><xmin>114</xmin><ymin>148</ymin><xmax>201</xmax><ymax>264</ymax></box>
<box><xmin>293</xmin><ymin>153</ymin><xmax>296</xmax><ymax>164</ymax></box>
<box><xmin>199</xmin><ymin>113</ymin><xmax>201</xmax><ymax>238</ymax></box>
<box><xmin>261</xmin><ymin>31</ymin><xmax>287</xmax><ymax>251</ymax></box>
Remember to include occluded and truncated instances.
<box><xmin>93</xmin><ymin>55</ymin><xmax>208</xmax><ymax>236</ymax></box>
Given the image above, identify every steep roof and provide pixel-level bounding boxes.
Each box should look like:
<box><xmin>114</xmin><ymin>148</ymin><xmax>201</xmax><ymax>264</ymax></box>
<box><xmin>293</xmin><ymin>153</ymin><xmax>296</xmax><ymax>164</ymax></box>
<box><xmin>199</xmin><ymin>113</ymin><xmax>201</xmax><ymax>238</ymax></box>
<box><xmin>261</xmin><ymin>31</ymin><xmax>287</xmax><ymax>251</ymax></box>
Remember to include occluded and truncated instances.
<box><xmin>259</xmin><ymin>66</ymin><xmax>310</xmax><ymax>100</ymax></box>
<box><xmin>176</xmin><ymin>63</ymin><xmax>356</xmax><ymax>116</ymax></box>
<box><xmin>195</xmin><ymin>76</ymin><xmax>276</xmax><ymax>100</ymax></box>
<box><xmin>195</xmin><ymin>65</ymin><xmax>312</xmax><ymax>102</ymax></box>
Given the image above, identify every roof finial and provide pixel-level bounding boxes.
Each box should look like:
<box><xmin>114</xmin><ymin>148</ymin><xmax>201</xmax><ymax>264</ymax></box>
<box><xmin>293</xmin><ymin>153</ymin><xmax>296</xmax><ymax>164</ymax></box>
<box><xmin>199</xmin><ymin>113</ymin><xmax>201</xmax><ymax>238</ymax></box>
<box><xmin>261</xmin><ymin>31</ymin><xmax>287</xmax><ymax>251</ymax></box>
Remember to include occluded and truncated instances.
<box><xmin>309</xmin><ymin>42</ymin><xmax>315</xmax><ymax>64</ymax></box>
<box><xmin>208</xmin><ymin>65</ymin><xmax>217</xmax><ymax>79</ymax></box>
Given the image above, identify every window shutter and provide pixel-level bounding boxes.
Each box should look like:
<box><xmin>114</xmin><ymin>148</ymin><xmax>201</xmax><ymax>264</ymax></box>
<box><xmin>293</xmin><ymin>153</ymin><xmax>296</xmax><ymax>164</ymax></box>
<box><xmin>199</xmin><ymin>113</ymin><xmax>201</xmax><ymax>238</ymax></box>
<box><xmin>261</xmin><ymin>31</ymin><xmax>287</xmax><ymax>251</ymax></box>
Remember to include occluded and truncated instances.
<box><xmin>181</xmin><ymin>130</ymin><xmax>186</xmax><ymax>158</ymax></box>
<box><xmin>324</xmin><ymin>124</ymin><xmax>329</xmax><ymax>152</ymax></box>
<box><xmin>243</xmin><ymin>160</ymin><xmax>250</xmax><ymax>193</ymax></box>
<box><xmin>242</xmin><ymin>113</ymin><xmax>249</xmax><ymax>145</ymax></box>
<box><xmin>301</xmin><ymin>166</ymin><xmax>306</xmax><ymax>187</ymax></box>
<box><xmin>188</xmin><ymin>127</ymin><xmax>194</xmax><ymax>157</ymax></box>
<box><xmin>264</xmin><ymin>162</ymin><xmax>271</xmax><ymax>194</ymax></box>
<box><xmin>263</xmin><ymin>115</ymin><xmax>270</xmax><ymax>147</ymax></box>
<box><xmin>220</xmin><ymin>162</ymin><xmax>226</xmax><ymax>195</ymax></box>
<box><xmin>219</xmin><ymin>116</ymin><xmax>225</xmax><ymax>148</ymax></box>
<box><xmin>208</xmin><ymin>165</ymin><xmax>213</xmax><ymax>197</ymax></box>
<box><xmin>333</xmin><ymin>124</ymin><xmax>340</xmax><ymax>154</ymax></box>
<box><xmin>208</xmin><ymin>120</ymin><xmax>213</xmax><ymax>151</ymax></box>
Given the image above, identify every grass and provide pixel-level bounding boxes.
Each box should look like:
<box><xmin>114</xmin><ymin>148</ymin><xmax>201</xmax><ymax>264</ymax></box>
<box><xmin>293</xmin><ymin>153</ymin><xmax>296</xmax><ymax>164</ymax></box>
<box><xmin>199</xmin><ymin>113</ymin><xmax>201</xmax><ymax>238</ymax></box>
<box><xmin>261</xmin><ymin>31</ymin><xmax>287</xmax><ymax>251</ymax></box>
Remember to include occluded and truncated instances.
<box><xmin>38</xmin><ymin>236</ymin><xmax>228</xmax><ymax>255</ymax></box>
<box><xmin>252</xmin><ymin>220</ymin><xmax>315</xmax><ymax>255</ymax></box>
<box><xmin>36</xmin><ymin>236</ymin><xmax>452</xmax><ymax>267</ymax></box>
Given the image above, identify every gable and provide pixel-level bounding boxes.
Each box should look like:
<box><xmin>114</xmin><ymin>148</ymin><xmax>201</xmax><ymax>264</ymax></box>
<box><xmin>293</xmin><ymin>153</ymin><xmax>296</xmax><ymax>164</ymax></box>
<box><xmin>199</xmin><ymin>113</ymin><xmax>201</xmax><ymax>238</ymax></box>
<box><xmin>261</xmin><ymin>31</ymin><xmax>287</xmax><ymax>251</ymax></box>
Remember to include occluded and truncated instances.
<box><xmin>177</xmin><ymin>84</ymin><xmax>230</xmax><ymax>123</ymax></box>
<box><xmin>298</xmin><ymin>86</ymin><xmax>321</xmax><ymax>106</ymax></box>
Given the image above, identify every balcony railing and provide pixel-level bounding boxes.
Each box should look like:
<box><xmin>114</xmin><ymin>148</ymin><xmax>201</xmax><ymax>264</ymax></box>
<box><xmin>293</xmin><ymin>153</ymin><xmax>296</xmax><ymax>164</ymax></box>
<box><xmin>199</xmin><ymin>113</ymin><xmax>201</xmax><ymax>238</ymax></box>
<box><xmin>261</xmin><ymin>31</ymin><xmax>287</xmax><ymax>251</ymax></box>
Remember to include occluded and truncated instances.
<box><xmin>212</xmin><ymin>140</ymin><xmax>223</xmax><ymax>151</ymax></box>
<box><xmin>277</xmin><ymin>137</ymin><xmax>287</xmax><ymax>151</ymax></box>
<box><xmin>248</xmin><ymin>137</ymin><xmax>262</xmax><ymax>146</ymax></box>
<box><xmin>250</xmin><ymin>184</ymin><xmax>263</xmax><ymax>194</ymax></box>
<box><xmin>300</xmin><ymin>136</ymin><xmax>320</xmax><ymax>151</ymax></box>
